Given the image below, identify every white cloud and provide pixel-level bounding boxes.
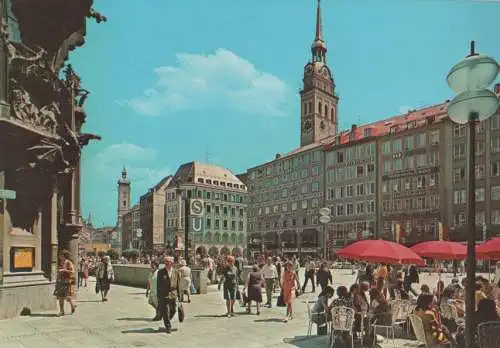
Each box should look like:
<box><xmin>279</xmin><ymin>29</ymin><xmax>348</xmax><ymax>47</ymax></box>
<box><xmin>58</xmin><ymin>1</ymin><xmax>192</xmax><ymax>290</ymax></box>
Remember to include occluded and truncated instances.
<box><xmin>88</xmin><ymin>142</ymin><xmax>171</xmax><ymax>197</ymax></box>
<box><xmin>128</xmin><ymin>48</ymin><xmax>293</xmax><ymax>117</ymax></box>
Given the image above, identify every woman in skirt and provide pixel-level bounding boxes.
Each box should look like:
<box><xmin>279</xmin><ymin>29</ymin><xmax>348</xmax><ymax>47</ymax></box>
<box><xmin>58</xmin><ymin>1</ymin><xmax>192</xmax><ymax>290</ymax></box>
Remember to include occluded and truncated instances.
<box><xmin>244</xmin><ymin>265</ymin><xmax>264</xmax><ymax>315</ymax></box>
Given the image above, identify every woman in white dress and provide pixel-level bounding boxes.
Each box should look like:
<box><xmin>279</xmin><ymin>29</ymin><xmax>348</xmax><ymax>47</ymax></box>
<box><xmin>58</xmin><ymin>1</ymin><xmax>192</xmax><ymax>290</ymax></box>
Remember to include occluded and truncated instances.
<box><xmin>146</xmin><ymin>261</ymin><xmax>159</xmax><ymax>320</ymax></box>
<box><xmin>178</xmin><ymin>259</ymin><xmax>192</xmax><ymax>303</ymax></box>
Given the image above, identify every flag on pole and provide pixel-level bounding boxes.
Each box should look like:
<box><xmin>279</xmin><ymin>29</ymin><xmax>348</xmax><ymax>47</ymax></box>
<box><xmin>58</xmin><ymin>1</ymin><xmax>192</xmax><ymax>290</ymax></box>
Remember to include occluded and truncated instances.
<box><xmin>438</xmin><ymin>222</ymin><xmax>444</xmax><ymax>241</ymax></box>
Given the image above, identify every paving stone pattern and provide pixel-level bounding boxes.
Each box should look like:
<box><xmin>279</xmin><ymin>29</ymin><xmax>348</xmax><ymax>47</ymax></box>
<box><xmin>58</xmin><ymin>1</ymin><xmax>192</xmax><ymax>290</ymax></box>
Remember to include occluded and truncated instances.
<box><xmin>0</xmin><ymin>268</ymin><xmax>467</xmax><ymax>348</ymax></box>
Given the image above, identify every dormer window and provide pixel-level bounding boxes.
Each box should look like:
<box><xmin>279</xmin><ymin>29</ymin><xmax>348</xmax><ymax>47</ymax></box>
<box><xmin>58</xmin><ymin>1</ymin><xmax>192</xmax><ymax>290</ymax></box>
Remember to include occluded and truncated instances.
<box><xmin>197</xmin><ymin>178</ymin><xmax>204</xmax><ymax>183</ymax></box>
<box><xmin>206</xmin><ymin>179</ymin><xmax>212</xmax><ymax>184</ymax></box>
<box><xmin>390</xmin><ymin>126</ymin><xmax>398</xmax><ymax>135</ymax></box>
<box><xmin>227</xmin><ymin>183</ymin><xmax>233</xmax><ymax>188</ymax></box>
<box><xmin>407</xmin><ymin>121</ymin><xmax>417</xmax><ymax>129</ymax></box>
<box><xmin>220</xmin><ymin>182</ymin><xmax>226</xmax><ymax>187</ymax></box>
<box><xmin>364</xmin><ymin>128</ymin><xmax>372</xmax><ymax>137</ymax></box>
<box><xmin>213</xmin><ymin>180</ymin><xmax>219</xmax><ymax>185</ymax></box>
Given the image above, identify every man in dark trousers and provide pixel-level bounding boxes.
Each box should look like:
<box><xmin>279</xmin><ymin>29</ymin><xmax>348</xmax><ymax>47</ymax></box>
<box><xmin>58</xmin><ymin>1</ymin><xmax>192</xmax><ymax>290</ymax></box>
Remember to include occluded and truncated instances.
<box><xmin>156</xmin><ymin>256</ymin><xmax>179</xmax><ymax>334</ymax></box>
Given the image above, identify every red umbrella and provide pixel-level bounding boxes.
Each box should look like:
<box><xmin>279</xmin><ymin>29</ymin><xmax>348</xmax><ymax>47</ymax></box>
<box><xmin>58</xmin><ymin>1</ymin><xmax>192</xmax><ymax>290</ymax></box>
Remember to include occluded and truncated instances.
<box><xmin>476</xmin><ymin>238</ymin><xmax>500</xmax><ymax>260</ymax></box>
<box><xmin>410</xmin><ymin>241</ymin><xmax>466</xmax><ymax>260</ymax></box>
<box><xmin>337</xmin><ymin>239</ymin><xmax>424</xmax><ymax>265</ymax></box>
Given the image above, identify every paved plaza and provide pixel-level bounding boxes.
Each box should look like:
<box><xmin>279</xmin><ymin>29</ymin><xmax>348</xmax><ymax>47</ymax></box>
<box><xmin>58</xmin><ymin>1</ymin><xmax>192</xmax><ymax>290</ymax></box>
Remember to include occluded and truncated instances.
<box><xmin>0</xmin><ymin>268</ymin><xmax>475</xmax><ymax>348</ymax></box>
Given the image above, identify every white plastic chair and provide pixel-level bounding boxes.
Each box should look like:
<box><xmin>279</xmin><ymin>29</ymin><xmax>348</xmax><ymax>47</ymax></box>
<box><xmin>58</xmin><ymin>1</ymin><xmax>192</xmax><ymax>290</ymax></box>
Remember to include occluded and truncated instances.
<box><xmin>478</xmin><ymin>321</ymin><xmax>500</xmax><ymax>348</ymax></box>
<box><xmin>306</xmin><ymin>300</ymin><xmax>328</xmax><ymax>338</ymax></box>
<box><xmin>371</xmin><ymin>303</ymin><xmax>407</xmax><ymax>348</ymax></box>
<box><xmin>330</xmin><ymin>306</ymin><xmax>355</xmax><ymax>348</ymax></box>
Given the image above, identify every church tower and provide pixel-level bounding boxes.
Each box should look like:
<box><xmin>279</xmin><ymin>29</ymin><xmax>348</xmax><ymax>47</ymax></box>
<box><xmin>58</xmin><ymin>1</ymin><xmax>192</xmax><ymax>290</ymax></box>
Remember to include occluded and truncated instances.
<box><xmin>300</xmin><ymin>0</ymin><xmax>338</xmax><ymax>147</ymax></box>
<box><xmin>117</xmin><ymin>166</ymin><xmax>131</xmax><ymax>230</ymax></box>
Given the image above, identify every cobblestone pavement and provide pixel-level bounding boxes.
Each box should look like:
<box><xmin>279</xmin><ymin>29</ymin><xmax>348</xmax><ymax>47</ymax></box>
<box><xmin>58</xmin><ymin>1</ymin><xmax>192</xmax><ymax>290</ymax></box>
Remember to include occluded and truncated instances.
<box><xmin>0</xmin><ymin>268</ymin><xmax>474</xmax><ymax>348</ymax></box>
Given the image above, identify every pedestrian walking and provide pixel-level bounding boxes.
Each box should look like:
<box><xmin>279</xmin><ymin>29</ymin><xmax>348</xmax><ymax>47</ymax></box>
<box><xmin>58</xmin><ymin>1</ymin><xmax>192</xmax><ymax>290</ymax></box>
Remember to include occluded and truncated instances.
<box><xmin>157</xmin><ymin>256</ymin><xmax>179</xmax><ymax>334</ymax></box>
<box><xmin>244</xmin><ymin>265</ymin><xmax>263</xmax><ymax>315</ymax></box>
<box><xmin>281</xmin><ymin>261</ymin><xmax>300</xmax><ymax>322</ymax></box>
<box><xmin>53</xmin><ymin>250</ymin><xmax>77</xmax><ymax>316</ymax></box>
<box><xmin>262</xmin><ymin>257</ymin><xmax>278</xmax><ymax>307</ymax></box>
<box><xmin>96</xmin><ymin>255</ymin><xmax>114</xmax><ymax>302</ymax></box>
<box><xmin>178</xmin><ymin>259</ymin><xmax>192</xmax><ymax>303</ymax></box>
<box><xmin>146</xmin><ymin>261</ymin><xmax>160</xmax><ymax>320</ymax></box>
<box><xmin>218</xmin><ymin>255</ymin><xmax>238</xmax><ymax>317</ymax></box>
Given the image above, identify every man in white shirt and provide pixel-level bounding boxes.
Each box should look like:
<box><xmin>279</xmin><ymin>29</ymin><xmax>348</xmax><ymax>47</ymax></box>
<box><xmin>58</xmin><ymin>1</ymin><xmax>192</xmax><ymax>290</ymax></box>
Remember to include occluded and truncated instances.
<box><xmin>262</xmin><ymin>257</ymin><xmax>278</xmax><ymax>307</ymax></box>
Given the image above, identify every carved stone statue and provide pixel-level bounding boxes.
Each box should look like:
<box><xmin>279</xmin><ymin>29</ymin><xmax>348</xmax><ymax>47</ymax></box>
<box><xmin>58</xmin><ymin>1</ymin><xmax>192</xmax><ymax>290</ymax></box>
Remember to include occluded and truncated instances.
<box><xmin>38</xmin><ymin>102</ymin><xmax>59</xmax><ymax>133</ymax></box>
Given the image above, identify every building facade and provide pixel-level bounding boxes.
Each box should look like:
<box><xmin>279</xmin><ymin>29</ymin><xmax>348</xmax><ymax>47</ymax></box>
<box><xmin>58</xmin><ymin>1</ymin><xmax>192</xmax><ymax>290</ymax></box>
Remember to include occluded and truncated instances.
<box><xmin>378</xmin><ymin>105</ymin><xmax>450</xmax><ymax>244</ymax></box>
<box><xmin>165</xmin><ymin>162</ymin><xmax>247</xmax><ymax>257</ymax></box>
<box><xmin>140</xmin><ymin>176</ymin><xmax>171</xmax><ymax>253</ymax></box>
<box><xmin>324</xmin><ymin>133</ymin><xmax>378</xmax><ymax>253</ymax></box>
<box><xmin>247</xmin><ymin>147</ymin><xmax>327</xmax><ymax>257</ymax></box>
<box><xmin>121</xmin><ymin>204</ymin><xmax>141</xmax><ymax>250</ymax></box>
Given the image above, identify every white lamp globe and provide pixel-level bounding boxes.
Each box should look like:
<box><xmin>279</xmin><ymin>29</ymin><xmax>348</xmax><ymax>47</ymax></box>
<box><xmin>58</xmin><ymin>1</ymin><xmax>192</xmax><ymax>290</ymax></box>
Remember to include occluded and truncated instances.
<box><xmin>446</xmin><ymin>54</ymin><xmax>499</xmax><ymax>94</ymax></box>
<box><xmin>447</xmin><ymin>89</ymin><xmax>499</xmax><ymax>124</ymax></box>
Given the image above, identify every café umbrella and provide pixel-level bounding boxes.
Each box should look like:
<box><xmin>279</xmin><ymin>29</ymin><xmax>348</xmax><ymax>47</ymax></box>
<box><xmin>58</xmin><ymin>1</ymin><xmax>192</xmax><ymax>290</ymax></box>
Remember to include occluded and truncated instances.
<box><xmin>336</xmin><ymin>239</ymin><xmax>425</xmax><ymax>265</ymax></box>
<box><xmin>410</xmin><ymin>241</ymin><xmax>467</xmax><ymax>260</ymax></box>
<box><xmin>476</xmin><ymin>238</ymin><xmax>500</xmax><ymax>260</ymax></box>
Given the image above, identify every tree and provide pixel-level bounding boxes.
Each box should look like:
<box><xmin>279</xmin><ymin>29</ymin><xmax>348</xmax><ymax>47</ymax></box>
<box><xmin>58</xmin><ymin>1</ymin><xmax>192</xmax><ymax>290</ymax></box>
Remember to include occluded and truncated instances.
<box><xmin>106</xmin><ymin>248</ymin><xmax>119</xmax><ymax>260</ymax></box>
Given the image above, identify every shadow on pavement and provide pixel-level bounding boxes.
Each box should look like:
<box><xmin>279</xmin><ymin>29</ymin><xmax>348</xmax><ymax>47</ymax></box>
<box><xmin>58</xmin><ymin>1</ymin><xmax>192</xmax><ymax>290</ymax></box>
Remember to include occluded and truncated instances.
<box><xmin>76</xmin><ymin>300</ymin><xmax>102</xmax><ymax>303</ymax></box>
<box><xmin>254</xmin><ymin>318</ymin><xmax>286</xmax><ymax>323</ymax></box>
<box><xmin>117</xmin><ymin>317</ymin><xmax>153</xmax><ymax>322</ymax></box>
<box><xmin>28</xmin><ymin>313</ymin><xmax>59</xmax><ymax>317</ymax></box>
<box><xmin>121</xmin><ymin>328</ymin><xmax>178</xmax><ymax>334</ymax></box>
<box><xmin>193</xmin><ymin>314</ymin><xmax>226</xmax><ymax>318</ymax></box>
<box><xmin>282</xmin><ymin>336</ymin><xmax>323</xmax><ymax>347</ymax></box>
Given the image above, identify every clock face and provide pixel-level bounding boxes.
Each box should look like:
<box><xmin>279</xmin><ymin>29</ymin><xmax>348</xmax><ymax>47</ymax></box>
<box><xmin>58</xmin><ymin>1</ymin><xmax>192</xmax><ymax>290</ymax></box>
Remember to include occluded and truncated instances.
<box><xmin>191</xmin><ymin>200</ymin><xmax>203</xmax><ymax>215</ymax></box>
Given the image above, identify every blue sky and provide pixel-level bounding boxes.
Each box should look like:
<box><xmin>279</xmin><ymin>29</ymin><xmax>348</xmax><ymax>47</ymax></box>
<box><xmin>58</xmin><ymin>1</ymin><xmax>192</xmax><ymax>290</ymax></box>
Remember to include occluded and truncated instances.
<box><xmin>72</xmin><ymin>0</ymin><xmax>500</xmax><ymax>226</ymax></box>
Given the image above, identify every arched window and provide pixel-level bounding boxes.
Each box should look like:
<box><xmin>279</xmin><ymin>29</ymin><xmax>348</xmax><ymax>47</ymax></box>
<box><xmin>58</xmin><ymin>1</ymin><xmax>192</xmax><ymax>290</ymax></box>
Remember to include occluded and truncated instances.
<box><xmin>331</xmin><ymin>108</ymin><xmax>335</xmax><ymax>122</ymax></box>
<box><xmin>324</xmin><ymin>104</ymin><xmax>328</xmax><ymax>118</ymax></box>
<box><xmin>318</xmin><ymin>102</ymin><xmax>322</xmax><ymax>116</ymax></box>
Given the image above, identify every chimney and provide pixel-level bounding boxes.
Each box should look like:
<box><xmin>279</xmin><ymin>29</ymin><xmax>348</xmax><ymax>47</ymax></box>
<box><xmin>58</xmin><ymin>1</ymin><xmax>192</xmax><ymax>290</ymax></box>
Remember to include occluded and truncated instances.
<box><xmin>495</xmin><ymin>83</ymin><xmax>500</xmax><ymax>95</ymax></box>
<box><xmin>351</xmin><ymin>124</ymin><xmax>357</xmax><ymax>132</ymax></box>
<box><xmin>275</xmin><ymin>153</ymin><xmax>281</xmax><ymax>159</ymax></box>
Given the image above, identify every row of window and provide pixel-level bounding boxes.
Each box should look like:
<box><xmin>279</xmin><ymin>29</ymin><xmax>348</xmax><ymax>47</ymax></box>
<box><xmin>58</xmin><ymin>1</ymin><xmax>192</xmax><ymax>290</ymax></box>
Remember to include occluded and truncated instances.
<box><xmin>326</xmin><ymin>163</ymin><xmax>375</xmax><ymax>184</ymax></box>
<box><xmin>382</xmin><ymin>219</ymin><xmax>438</xmax><ymax>238</ymax></box>
<box><xmin>251</xmin><ymin>181</ymin><xmax>320</xmax><ymax>204</ymax></box>
<box><xmin>453</xmin><ymin>186</ymin><xmax>500</xmax><ymax>204</ymax></box>
<box><xmin>452</xmin><ymin>142</ymin><xmax>486</xmax><ymax>159</ymax></box>
<box><xmin>382</xmin><ymin>174</ymin><xmax>439</xmax><ymax>193</ymax></box>
<box><xmin>453</xmin><ymin>123</ymin><xmax>486</xmax><ymax>138</ymax></box>
<box><xmin>250</xmin><ymin>151</ymin><xmax>322</xmax><ymax>180</ymax></box>
<box><xmin>326</xmin><ymin>143</ymin><xmax>377</xmax><ymax>165</ymax></box>
<box><xmin>382</xmin><ymin>152</ymin><xmax>439</xmax><ymax>174</ymax></box>
<box><xmin>254</xmin><ymin>198</ymin><xmax>321</xmax><ymax>216</ymax></box>
<box><xmin>382</xmin><ymin>131</ymin><xmax>439</xmax><ymax>155</ymax></box>
<box><xmin>251</xmin><ymin>215</ymin><xmax>319</xmax><ymax>232</ymax></box>
<box><xmin>326</xmin><ymin>182</ymin><xmax>376</xmax><ymax>200</ymax></box>
<box><xmin>331</xmin><ymin>201</ymin><xmax>376</xmax><ymax>216</ymax></box>
<box><xmin>382</xmin><ymin>195</ymin><xmax>440</xmax><ymax>212</ymax></box>
<box><xmin>165</xmin><ymin>218</ymin><xmax>245</xmax><ymax>231</ymax></box>
<box><xmin>302</xmin><ymin>100</ymin><xmax>335</xmax><ymax>123</ymax></box>
<box><xmin>194</xmin><ymin>177</ymin><xmax>245</xmax><ymax>190</ymax></box>
<box><xmin>329</xmin><ymin>220</ymin><xmax>376</xmax><ymax>239</ymax></box>
<box><xmin>250</xmin><ymin>166</ymin><xmax>321</xmax><ymax>191</ymax></box>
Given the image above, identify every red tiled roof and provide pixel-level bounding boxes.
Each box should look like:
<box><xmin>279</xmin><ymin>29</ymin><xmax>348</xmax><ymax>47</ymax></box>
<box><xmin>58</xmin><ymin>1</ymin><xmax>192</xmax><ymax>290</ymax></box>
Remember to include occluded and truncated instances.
<box><xmin>323</xmin><ymin>102</ymin><xmax>449</xmax><ymax>151</ymax></box>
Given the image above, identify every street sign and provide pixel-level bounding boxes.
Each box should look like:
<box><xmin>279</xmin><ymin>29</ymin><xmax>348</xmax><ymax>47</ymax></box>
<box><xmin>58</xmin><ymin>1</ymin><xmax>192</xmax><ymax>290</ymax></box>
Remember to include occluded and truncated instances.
<box><xmin>189</xmin><ymin>199</ymin><xmax>204</xmax><ymax>217</ymax></box>
<box><xmin>319</xmin><ymin>215</ymin><xmax>331</xmax><ymax>224</ymax></box>
<box><xmin>0</xmin><ymin>189</ymin><xmax>16</xmax><ymax>200</ymax></box>
<box><xmin>319</xmin><ymin>207</ymin><xmax>330</xmax><ymax>216</ymax></box>
<box><xmin>188</xmin><ymin>217</ymin><xmax>204</xmax><ymax>233</ymax></box>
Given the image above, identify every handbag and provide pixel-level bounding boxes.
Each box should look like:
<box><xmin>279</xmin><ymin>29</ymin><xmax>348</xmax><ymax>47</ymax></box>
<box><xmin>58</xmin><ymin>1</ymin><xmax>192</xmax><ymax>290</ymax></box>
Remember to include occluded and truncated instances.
<box><xmin>276</xmin><ymin>292</ymin><xmax>286</xmax><ymax>307</ymax></box>
<box><xmin>178</xmin><ymin>302</ymin><xmax>185</xmax><ymax>323</ymax></box>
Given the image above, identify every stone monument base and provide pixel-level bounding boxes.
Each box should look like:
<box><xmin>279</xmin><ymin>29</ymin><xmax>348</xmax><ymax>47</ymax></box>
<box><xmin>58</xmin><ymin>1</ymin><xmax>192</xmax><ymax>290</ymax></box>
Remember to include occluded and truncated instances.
<box><xmin>0</xmin><ymin>272</ymin><xmax>56</xmax><ymax>319</ymax></box>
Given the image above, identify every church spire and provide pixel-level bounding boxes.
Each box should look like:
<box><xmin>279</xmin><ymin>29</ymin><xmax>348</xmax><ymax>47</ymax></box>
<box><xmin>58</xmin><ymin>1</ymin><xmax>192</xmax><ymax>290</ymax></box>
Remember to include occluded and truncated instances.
<box><xmin>311</xmin><ymin>0</ymin><xmax>327</xmax><ymax>63</ymax></box>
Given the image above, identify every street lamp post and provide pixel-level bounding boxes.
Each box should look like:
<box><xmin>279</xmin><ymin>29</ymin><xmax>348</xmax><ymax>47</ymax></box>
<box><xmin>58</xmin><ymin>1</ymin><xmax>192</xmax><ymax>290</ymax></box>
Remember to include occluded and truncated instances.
<box><xmin>446</xmin><ymin>41</ymin><xmax>499</xmax><ymax>347</ymax></box>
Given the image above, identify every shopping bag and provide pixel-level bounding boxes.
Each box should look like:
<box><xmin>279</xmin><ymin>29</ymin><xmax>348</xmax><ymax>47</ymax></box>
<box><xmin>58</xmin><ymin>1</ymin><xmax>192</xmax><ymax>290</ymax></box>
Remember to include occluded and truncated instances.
<box><xmin>178</xmin><ymin>302</ymin><xmax>185</xmax><ymax>323</ymax></box>
<box><xmin>276</xmin><ymin>292</ymin><xmax>286</xmax><ymax>307</ymax></box>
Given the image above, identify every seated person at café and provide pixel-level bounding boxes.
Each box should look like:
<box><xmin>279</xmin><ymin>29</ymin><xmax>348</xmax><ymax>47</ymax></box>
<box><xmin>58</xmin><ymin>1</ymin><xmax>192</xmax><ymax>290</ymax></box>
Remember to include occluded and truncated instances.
<box><xmin>330</xmin><ymin>286</ymin><xmax>355</xmax><ymax>348</ymax></box>
<box><xmin>414</xmin><ymin>294</ymin><xmax>455</xmax><ymax>347</ymax></box>
<box><xmin>394</xmin><ymin>279</ymin><xmax>410</xmax><ymax>300</ymax></box>
<box><xmin>366</xmin><ymin>288</ymin><xmax>392</xmax><ymax>342</ymax></box>
<box><xmin>311</xmin><ymin>285</ymin><xmax>335</xmax><ymax>333</ymax></box>
<box><xmin>476</xmin><ymin>298</ymin><xmax>499</xmax><ymax>327</ymax></box>
<box><xmin>351</xmin><ymin>282</ymin><xmax>369</xmax><ymax>340</ymax></box>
